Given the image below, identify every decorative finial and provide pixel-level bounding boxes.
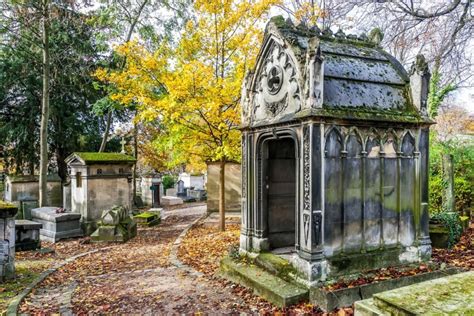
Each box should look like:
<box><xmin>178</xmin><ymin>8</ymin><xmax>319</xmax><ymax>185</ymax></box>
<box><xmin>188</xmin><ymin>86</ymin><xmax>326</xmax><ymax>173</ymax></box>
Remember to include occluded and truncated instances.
<box><xmin>310</xmin><ymin>24</ymin><xmax>321</xmax><ymax>35</ymax></box>
<box><xmin>296</xmin><ymin>20</ymin><xmax>307</xmax><ymax>31</ymax></box>
<box><xmin>322</xmin><ymin>27</ymin><xmax>333</xmax><ymax>37</ymax></box>
<box><xmin>347</xmin><ymin>34</ymin><xmax>358</xmax><ymax>40</ymax></box>
<box><xmin>368</xmin><ymin>27</ymin><xmax>384</xmax><ymax>45</ymax></box>
<box><xmin>410</xmin><ymin>54</ymin><xmax>429</xmax><ymax>75</ymax></box>
<box><xmin>335</xmin><ymin>28</ymin><xmax>345</xmax><ymax>39</ymax></box>
<box><xmin>358</xmin><ymin>33</ymin><xmax>368</xmax><ymax>41</ymax></box>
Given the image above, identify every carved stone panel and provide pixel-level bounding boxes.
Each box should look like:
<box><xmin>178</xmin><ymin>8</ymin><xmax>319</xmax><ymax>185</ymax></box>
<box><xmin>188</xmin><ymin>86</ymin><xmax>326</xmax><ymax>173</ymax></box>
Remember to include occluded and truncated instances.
<box><xmin>253</xmin><ymin>41</ymin><xmax>301</xmax><ymax>123</ymax></box>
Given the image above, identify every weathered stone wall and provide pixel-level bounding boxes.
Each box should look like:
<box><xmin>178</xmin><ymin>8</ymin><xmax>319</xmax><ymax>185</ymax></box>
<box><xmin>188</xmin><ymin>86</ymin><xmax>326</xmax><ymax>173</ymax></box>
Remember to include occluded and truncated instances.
<box><xmin>207</xmin><ymin>162</ymin><xmax>241</xmax><ymax>213</ymax></box>
<box><xmin>4</xmin><ymin>176</ymin><xmax>62</xmax><ymax>206</ymax></box>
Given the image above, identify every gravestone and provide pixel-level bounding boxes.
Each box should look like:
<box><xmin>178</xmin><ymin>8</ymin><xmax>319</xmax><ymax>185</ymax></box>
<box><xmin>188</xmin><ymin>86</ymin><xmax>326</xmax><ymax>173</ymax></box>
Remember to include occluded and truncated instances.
<box><xmin>176</xmin><ymin>180</ymin><xmax>185</xmax><ymax>197</ymax></box>
<box><xmin>0</xmin><ymin>201</ymin><xmax>17</xmax><ymax>281</ymax></box>
<box><xmin>65</xmin><ymin>152</ymin><xmax>136</xmax><ymax>235</ymax></box>
<box><xmin>31</xmin><ymin>207</ymin><xmax>82</xmax><ymax>243</ymax></box>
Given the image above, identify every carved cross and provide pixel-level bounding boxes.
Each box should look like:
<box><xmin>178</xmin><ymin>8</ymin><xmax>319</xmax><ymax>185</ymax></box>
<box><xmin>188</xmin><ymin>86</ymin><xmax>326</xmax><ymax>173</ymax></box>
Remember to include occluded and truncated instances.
<box><xmin>120</xmin><ymin>137</ymin><xmax>126</xmax><ymax>154</ymax></box>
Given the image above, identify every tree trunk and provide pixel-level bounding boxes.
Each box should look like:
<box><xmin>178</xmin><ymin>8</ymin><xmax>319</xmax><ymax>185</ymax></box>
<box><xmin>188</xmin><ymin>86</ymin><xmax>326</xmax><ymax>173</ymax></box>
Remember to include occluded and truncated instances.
<box><xmin>99</xmin><ymin>109</ymin><xmax>112</xmax><ymax>152</ymax></box>
<box><xmin>442</xmin><ymin>153</ymin><xmax>455</xmax><ymax>212</ymax></box>
<box><xmin>132</xmin><ymin>112</ymin><xmax>138</xmax><ymax>205</ymax></box>
<box><xmin>39</xmin><ymin>0</ymin><xmax>50</xmax><ymax>207</ymax></box>
<box><xmin>219</xmin><ymin>159</ymin><xmax>226</xmax><ymax>231</ymax></box>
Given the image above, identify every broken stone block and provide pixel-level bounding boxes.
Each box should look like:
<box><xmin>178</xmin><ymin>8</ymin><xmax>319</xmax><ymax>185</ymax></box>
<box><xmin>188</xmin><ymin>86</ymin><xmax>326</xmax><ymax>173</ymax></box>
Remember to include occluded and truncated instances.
<box><xmin>91</xmin><ymin>206</ymin><xmax>137</xmax><ymax>243</ymax></box>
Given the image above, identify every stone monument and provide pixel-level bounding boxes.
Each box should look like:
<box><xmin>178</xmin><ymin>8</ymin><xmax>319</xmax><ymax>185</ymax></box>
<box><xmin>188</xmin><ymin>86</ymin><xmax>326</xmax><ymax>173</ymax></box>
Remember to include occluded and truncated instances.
<box><xmin>0</xmin><ymin>201</ymin><xmax>17</xmax><ymax>281</ymax></box>
<box><xmin>31</xmin><ymin>207</ymin><xmax>82</xmax><ymax>243</ymax></box>
<box><xmin>237</xmin><ymin>17</ymin><xmax>433</xmax><ymax>284</ymax></box>
<box><xmin>91</xmin><ymin>205</ymin><xmax>137</xmax><ymax>242</ymax></box>
<box><xmin>65</xmin><ymin>152</ymin><xmax>136</xmax><ymax>235</ymax></box>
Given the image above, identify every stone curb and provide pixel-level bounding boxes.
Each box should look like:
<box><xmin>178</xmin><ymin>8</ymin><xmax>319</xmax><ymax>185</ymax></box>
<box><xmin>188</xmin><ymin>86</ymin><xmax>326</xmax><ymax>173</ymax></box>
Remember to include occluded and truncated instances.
<box><xmin>6</xmin><ymin>246</ymin><xmax>115</xmax><ymax>316</ymax></box>
<box><xmin>168</xmin><ymin>212</ymin><xmax>210</xmax><ymax>276</ymax></box>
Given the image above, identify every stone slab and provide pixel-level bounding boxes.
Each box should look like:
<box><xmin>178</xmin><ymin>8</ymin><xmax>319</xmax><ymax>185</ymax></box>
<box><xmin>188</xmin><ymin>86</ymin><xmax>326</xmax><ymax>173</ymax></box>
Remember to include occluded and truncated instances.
<box><xmin>370</xmin><ymin>271</ymin><xmax>474</xmax><ymax>315</ymax></box>
<box><xmin>312</xmin><ymin>268</ymin><xmax>460</xmax><ymax>311</ymax></box>
<box><xmin>220</xmin><ymin>257</ymin><xmax>308</xmax><ymax>307</ymax></box>
<box><xmin>31</xmin><ymin>207</ymin><xmax>81</xmax><ymax>222</ymax></box>
<box><xmin>161</xmin><ymin>196</ymin><xmax>183</xmax><ymax>206</ymax></box>
<box><xmin>15</xmin><ymin>219</ymin><xmax>42</xmax><ymax>230</ymax></box>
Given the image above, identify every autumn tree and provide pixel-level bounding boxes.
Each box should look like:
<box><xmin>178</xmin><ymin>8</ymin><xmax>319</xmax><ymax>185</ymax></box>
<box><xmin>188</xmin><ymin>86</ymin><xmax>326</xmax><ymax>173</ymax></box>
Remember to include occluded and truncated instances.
<box><xmin>97</xmin><ymin>0</ymin><xmax>279</xmax><ymax>230</ymax></box>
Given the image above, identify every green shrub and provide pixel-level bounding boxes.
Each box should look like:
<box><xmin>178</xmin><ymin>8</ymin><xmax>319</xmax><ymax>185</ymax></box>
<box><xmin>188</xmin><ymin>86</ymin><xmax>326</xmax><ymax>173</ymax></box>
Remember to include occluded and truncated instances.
<box><xmin>162</xmin><ymin>175</ymin><xmax>176</xmax><ymax>191</ymax></box>
<box><xmin>430</xmin><ymin>212</ymin><xmax>463</xmax><ymax>248</ymax></box>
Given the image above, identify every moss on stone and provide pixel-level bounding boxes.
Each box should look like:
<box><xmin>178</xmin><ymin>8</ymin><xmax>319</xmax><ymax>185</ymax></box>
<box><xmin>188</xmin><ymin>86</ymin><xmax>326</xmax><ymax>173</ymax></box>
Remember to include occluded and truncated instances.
<box><xmin>73</xmin><ymin>152</ymin><xmax>136</xmax><ymax>164</ymax></box>
<box><xmin>0</xmin><ymin>201</ymin><xmax>16</xmax><ymax>210</ymax></box>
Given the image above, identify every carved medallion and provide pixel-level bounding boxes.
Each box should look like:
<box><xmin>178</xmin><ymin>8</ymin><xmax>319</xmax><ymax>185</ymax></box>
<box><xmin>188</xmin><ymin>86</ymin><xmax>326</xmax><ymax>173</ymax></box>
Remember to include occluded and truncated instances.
<box><xmin>253</xmin><ymin>41</ymin><xmax>301</xmax><ymax>120</ymax></box>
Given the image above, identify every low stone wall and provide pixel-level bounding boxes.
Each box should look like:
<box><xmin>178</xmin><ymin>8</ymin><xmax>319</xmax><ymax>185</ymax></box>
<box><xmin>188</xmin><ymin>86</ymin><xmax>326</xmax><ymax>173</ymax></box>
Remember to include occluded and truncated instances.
<box><xmin>206</xmin><ymin>162</ymin><xmax>241</xmax><ymax>213</ymax></box>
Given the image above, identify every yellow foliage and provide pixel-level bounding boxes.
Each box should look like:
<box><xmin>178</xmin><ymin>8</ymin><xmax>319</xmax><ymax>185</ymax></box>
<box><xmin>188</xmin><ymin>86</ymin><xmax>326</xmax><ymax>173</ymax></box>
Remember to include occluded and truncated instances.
<box><xmin>95</xmin><ymin>0</ymin><xmax>279</xmax><ymax>169</ymax></box>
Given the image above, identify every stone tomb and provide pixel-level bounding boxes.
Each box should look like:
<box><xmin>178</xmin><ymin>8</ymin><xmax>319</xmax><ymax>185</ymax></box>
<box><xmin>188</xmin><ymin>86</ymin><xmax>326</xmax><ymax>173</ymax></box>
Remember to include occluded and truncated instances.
<box><xmin>4</xmin><ymin>174</ymin><xmax>62</xmax><ymax>207</ymax></box>
<box><xmin>31</xmin><ymin>207</ymin><xmax>82</xmax><ymax>243</ymax></box>
<box><xmin>0</xmin><ymin>202</ymin><xmax>18</xmax><ymax>281</ymax></box>
<box><xmin>15</xmin><ymin>220</ymin><xmax>42</xmax><ymax>251</ymax></box>
<box><xmin>65</xmin><ymin>152</ymin><xmax>136</xmax><ymax>235</ymax></box>
<box><xmin>228</xmin><ymin>16</ymin><xmax>434</xmax><ymax>305</ymax></box>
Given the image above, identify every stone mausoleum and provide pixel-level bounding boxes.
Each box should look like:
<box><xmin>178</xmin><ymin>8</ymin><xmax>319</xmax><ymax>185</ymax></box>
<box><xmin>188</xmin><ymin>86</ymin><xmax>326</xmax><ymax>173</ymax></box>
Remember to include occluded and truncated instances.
<box><xmin>239</xmin><ymin>17</ymin><xmax>432</xmax><ymax>284</ymax></box>
<box><xmin>65</xmin><ymin>152</ymin><xmax>136</xmax><ymax>235</ymax></box>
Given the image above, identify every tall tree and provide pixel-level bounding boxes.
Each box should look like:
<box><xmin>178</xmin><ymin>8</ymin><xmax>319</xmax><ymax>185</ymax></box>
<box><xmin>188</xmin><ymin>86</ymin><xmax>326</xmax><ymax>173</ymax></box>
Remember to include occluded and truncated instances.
<box><xmin>0</xmin><ymin>1</ymin><xmax>107</xmax><ymax>181</ymax></box>
<box><xmin>39</xmin><ymin>0</ymin><xmax>50</xmax><ymax>206</ymax></box>
<box><xmin>96</xmin><ymin>0</ymin><xmax>279</xmax><ymax>231</ymax></box>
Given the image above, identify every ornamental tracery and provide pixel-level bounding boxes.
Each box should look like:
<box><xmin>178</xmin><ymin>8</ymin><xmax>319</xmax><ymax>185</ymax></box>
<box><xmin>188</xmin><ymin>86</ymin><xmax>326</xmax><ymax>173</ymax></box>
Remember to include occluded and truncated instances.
<box><xmin>253</xmin><ymin>41</ymin><xmax>301</xmax><ymax>119</ymax></box>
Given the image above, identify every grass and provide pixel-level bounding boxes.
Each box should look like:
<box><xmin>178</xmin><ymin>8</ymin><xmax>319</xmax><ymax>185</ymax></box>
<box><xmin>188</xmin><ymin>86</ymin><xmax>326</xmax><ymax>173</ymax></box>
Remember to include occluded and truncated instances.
<box><xmin>0</xmin><ymin>260</ymin><xmax>52</xmax><ymax>313</ymax></box>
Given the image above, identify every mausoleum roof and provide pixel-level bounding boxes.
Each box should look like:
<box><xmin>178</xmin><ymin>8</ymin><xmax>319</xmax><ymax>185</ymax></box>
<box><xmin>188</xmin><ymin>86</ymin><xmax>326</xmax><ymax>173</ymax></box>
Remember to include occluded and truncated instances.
<box><xmin>66</xmin><ymin>152</ymin><xmax>136</xmax><ymax>165</ymax></box>
<box><xmin>241</xmin><ymin>16</ymin><xmax>432</xmax><ymax>127</ymax></box>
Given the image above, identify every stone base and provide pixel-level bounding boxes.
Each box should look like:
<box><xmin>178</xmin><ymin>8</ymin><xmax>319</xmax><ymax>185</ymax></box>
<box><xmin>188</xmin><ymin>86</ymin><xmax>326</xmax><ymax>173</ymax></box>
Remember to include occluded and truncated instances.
<box><xmin>15</xmin><ymin>219</ymin><xmax>42</xmax><ymax>251</ymax></box>
<box><xmin>133</xmin><ymin>212</ymin><xmax>161</xmax><ymax>227</ymax></box>
<box><xmin>39</xmin><ymin>228</ymin><xmax>83</xmax><ymax>243</ymax></box>
<box><xmin>161</xmin><ymin>196</ymin><xmax>183</xmax><ymax>206</ymax></box>
<box><xmin>220</xmin><ymin>256</ymin><xmax>308</xmax><ymax>307</ymax></box>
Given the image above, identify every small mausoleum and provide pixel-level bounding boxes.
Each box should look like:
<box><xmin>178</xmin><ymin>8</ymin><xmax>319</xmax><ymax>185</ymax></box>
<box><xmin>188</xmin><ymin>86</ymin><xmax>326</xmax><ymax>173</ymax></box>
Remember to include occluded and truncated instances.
<box><xmin>239</xmin><ymin>17</ymin><xmax>432</xmax><ymax>283</ymax></box>
<box><xmin>65</xmin><ymin>152</ymin><xmax>136</xmax><ymax>234</ymax></box>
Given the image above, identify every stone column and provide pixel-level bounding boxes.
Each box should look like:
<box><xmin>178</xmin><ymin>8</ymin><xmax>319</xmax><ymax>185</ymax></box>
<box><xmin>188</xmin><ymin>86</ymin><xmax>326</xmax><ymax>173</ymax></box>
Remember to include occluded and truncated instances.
<box><xmin>294</xmin><ymin>123</ymin><xmax>327</xmax><ymax>283</ymax></box>
<box><xmin>418</xmin><ymin>128</ymin><xmax>431</xmax><ymax>259</ymax></box>
<box><xmin>0</xmin><ymin>202</ymin><xmax>18</xmax><ymax>281</ymax></box>
<box><xmin>240</xmin><ymin>131</ymin><xmax>253</xmax><ymax>252</ymax></box>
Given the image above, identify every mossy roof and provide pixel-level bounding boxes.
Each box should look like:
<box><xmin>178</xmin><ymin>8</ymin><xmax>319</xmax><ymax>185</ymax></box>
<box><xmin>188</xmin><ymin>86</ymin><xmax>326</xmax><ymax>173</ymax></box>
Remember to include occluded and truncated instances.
<box><xmin>66</xmin><ymin>152</ymin><xmax>136</xmax><ymax>165</ymax></box>
<box><xmin>253</xmin><ymin>16</ymin><xmax>423</xmax><ymax>118</ymax></box>
<box><xmin>0</xmin><ymin>200</ymin><xmax>17</xmax><ymax>210</ymax></box>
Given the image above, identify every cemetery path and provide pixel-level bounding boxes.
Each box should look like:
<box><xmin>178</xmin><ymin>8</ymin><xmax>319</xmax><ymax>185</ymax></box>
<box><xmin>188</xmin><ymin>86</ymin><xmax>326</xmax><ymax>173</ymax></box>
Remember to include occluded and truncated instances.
<box><xmin>18</xmin><ymin>205</ymin><xmax>254</xmax><ymax>314</ymax></box>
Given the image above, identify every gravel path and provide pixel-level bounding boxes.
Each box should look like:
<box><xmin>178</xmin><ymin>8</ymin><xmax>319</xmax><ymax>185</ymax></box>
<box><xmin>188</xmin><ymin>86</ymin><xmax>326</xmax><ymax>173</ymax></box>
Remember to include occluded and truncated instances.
<box><xmin>18</xmin><ymin>204</ymin><xmax>251</xmax><ymax>314</ymax></box>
